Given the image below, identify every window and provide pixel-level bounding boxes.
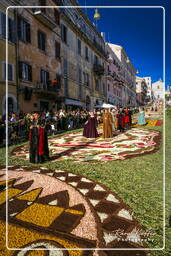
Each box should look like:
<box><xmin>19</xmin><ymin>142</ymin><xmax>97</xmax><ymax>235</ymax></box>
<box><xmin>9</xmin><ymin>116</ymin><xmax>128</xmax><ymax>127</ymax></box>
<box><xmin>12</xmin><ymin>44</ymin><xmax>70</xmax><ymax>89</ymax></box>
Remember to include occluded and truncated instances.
<box><xmin>83</xmin><ymin>72</ymin><xmax>86</xmax><ymax>84</ymax></box>
<box><xmin>77</xmin><ymin>39</ymin><xmax>81</xmax><ymax>55</ymax></box>
<box><xmin>54</xmin><ymin>9</ymin><xmax>60</xmax><ymax>25</ymax></box>
<box><xmin>40</xmin><ymin>69</ymin><xmax>49</xmax><ymax>85</ymax></box>
<box><xmin>103</xmin><ymin>83</ymin><xmax>105</xmax><ymax>94</ymax></box>
<box><xmin>38</xmin><ymin>30</ymin><xmax>46</xmax><ymax>51</ymax></box>
<box><xmin>18</xmin><ymin>16</ymin><xmax>31</xmax><ymax>43</ymax></box>
<box><xmin>95</xmin><ymin>79</ymin><xmax>99</xmax><ymax>91</ymax></box>
<box><xmin>55</xmin><ymin>41</ymin><xmax>60</xmax><ymax>58</ymax></box>
<box><xmin>94</xmin><ymin>55</ymin><xmax>98</xmax><ymax>65</ymax></box>
<box><xmin>0</xmin><ymin>11</ymin><xmax>15</xmax><ymax>43</ymax></box>
<box><xmin>19</xmin><ymin>62</ymin><xmax>32</xmax><ymax>82</ymax></box>
<box><xmin>86</xmin><ymin>73</ymin><xmax>89</xmax><ymax>86</ymax></box>
<box><xmin>85</xmin><ymin>46</ymin><xmax>89</xmax><ymax>60</ymax></box>
<box><xmin>61</xmin><ymin>24</ymin><xmax>67</xmax><ymax>43</ymax></box>
<box><xmin>78</xmin><ymin>68</ymin><xmax>82</xmax><ymax>83</ymax></box>
<box><xmin>2</xmin><ymin>62</ymin><xmax>14</xmax><ymax>81</ymax></box>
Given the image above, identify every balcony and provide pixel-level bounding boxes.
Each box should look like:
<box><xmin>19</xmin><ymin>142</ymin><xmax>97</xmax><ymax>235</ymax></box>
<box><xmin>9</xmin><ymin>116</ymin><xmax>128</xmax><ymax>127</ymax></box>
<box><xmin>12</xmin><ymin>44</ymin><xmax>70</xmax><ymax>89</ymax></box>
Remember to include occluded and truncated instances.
<box><xmin>34</xmin><ymin>80</ymin><xmax>61</xmax><ymax>99</ymax></box>
<box><xmin>33</xmin><ymin>8</ymin><xmax>56</xmax><ymax>29</ymax></box>
<box><xmin>93</xmin><ymin>64</ymin><xmax>104</xmax><ymax>76</ymax></box>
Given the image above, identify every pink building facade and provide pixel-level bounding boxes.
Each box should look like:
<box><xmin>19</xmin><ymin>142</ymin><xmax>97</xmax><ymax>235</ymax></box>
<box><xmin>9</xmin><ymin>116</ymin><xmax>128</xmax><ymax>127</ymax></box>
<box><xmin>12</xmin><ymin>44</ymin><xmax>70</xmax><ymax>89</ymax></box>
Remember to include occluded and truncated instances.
<box><xmin>105</xmin><ymin>43</ymin><xmax>122</xmax><ymax>107</ymax></box>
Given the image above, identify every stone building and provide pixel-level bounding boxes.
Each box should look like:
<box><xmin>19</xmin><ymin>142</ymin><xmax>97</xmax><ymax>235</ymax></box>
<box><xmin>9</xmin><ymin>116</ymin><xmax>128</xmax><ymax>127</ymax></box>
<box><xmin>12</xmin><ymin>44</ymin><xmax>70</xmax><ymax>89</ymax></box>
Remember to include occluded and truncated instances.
<box><xmin>151</xmin><ymin>79</ymin><xmax>164</xmax><ymax>100</ymax></box>
<box><xmin>143</xmin><ymin>76</ymin><xmax>152</xmax><ymax>101</ymax></box>
<box><xmin>136</xmin><ymin>76</ymin><xmax>148</xmax><ymax>106</ymax></box>
<box><xmin>105</xmin><ymin>43</ymin><xmax>122</xmax><ymax>106</ymax></box>
<box><xmin>0</xmin><ymin>0</ymin><xmax>17</xmax><ymax>115</ymax></box>
<box><xmin>13</xmin><ymin>0</ymin><xmax>62</xmax><ymax>113</ymax></box>
<box><xmin>107</xmin><ymin>43</ymin><xmax>137</xmax><ymax>107</ymax></box>
<box><xmin>59</xmin><ymin>0</ymin><xmax>107</xmax><ymax>111</ymax></box>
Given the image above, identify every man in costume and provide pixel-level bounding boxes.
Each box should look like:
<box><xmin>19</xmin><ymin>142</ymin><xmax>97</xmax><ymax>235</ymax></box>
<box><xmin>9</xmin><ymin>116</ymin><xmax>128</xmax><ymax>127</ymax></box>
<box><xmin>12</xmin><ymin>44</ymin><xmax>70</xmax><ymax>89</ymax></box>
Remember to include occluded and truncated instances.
<box><xmin>83</xmin><ymin>111</ymin><xmax>98</xmax><ymax>138</ymax></box>
<box><xmin>29</xmin><ymin>112</ymin><xmax>49</xmax><ymax>163</ymax></box>
<box><xmin>102</xmin><ymin>108</ymin><xmax>113</xmax><ymax>138</ymax></box>
<box><xmin>117</xmin><ymin>108</ymin><xmax>125</xmax><ymax>132</ymax></box>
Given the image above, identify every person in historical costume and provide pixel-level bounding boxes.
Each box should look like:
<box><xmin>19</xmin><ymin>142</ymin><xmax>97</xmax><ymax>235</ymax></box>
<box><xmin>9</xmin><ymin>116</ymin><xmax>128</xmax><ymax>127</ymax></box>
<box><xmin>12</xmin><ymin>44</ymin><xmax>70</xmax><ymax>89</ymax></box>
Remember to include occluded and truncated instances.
<box><xmin>110</xmin><ymin>109</ymin><xmax>118</xmax><ymax>132</ymax></box>
<box><xmin>124</xmin><ymin>108</ymin><xmax>130</xmax><ymax>129</ymax></box>
<box><xmin>128</xmin><ymin>108</ymin><xmax>133</xmax><ymax>126</ymax></box>
<box><xmin>138</xmin><ymin>107</ymin><xmax>146</xmax><ymax>126</ymax></box>
<box><xmin>102</xmin><ymin>108</ymin><xmax>113</xmax><ymax>138</ymax></box>
<box><xmin>83</xmin><ymin>111</ymin><xmax>98</xmax><ymax>138</ymax></box>
<box><xmin>29</xmin><ymin>112</ymin><xmax>49</xmax><ymax>163</ymax></box>
<box><xmin>117</xmin><ymin>108</ymin><xmax>125</xmax><ymax>132</ymax></box>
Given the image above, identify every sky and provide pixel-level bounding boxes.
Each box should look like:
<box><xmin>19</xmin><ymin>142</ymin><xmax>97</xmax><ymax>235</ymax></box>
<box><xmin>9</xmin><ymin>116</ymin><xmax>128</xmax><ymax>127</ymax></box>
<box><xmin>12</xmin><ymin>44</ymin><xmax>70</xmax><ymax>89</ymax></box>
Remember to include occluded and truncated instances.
<box><xmin>77</xmin><ymin>0</ymin><xmax>171</xmax><ymax>88</ymax></box>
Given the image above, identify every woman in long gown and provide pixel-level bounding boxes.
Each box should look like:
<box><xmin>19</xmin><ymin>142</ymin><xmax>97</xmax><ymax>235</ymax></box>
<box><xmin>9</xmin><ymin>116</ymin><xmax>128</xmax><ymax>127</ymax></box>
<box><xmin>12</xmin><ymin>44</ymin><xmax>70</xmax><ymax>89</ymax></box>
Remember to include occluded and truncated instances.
<box><xmin>29</xmin><ymin>112</ymin><xmax>49</xmax><ymax>163</ymax></box>
<box><xmin>138</xmin><ymin>107</ymin><xmax>146</xmax><ymax>125</ymax></box>
<box><xmin>124</xmin><ymin>108</ymin><xmax>130</xmax><ymax>129</ymax></box>
<box><xmin>102</xmin><ymin>108</ymin><xmax>113</xmax><ymax>138</ymax></box>
<box><xmin>83</xmin><ymin>111</ymin><xmax>98</xmax><ymax>138</ymax></box>
<box><xmin>117</xmin><ymin>108</ymin><xmax>125</xmax><ymax>132</ymax></box>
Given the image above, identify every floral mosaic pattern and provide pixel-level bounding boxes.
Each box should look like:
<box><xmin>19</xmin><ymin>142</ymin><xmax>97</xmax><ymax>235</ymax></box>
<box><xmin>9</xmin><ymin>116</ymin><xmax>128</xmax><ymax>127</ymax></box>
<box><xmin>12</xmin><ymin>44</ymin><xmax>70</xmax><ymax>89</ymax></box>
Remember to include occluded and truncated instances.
<box><xmin>12</xmin><ymin>128</ymin><xmax>161</xmax><ymax>162</ymax></box>
<box><xmin>0</xmin><ymin>165</ymin><xmax>147</xmax><ymax>255</ymax></box>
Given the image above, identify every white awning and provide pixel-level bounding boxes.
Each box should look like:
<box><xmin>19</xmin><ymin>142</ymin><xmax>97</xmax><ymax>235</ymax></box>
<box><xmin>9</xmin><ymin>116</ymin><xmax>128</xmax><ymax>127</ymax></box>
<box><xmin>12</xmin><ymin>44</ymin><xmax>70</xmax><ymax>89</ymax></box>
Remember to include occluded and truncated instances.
<box><xmin>95</xmin><ymin>103</ymin><xmax>116</xmax><ymax>109</ymax></box>
<box><xmin>65</xmin><ymin>98</ymin><xmax>84</xmax><ymax>106</ymax></box>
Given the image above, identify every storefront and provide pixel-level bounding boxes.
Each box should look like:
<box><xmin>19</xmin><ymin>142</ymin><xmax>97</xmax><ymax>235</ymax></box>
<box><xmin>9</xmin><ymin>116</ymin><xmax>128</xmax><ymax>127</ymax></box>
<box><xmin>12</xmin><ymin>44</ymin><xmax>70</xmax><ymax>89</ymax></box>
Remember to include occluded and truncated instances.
<box><xmin>65</xmin><ymin>98</ymin><xmax>84</xmax><ymax>111</ymax></box>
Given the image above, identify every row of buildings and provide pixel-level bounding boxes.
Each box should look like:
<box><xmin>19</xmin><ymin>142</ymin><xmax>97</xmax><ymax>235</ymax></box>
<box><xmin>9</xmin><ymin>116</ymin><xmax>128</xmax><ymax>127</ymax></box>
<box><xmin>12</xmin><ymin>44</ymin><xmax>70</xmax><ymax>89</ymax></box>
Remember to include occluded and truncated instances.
<box><xmin>0</xmin><ymin>0</ymin><xmax>164</xmax><ymax>115</ymax></box>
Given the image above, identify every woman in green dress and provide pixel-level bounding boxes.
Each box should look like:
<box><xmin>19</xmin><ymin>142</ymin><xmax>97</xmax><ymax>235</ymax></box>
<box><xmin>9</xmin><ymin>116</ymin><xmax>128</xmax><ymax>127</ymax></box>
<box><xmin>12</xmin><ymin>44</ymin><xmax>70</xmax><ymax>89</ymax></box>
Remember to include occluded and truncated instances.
<box><xmin>138</xmin><ymin>107</ymin><xmax>146</xmax><ymax>125</ymax></box>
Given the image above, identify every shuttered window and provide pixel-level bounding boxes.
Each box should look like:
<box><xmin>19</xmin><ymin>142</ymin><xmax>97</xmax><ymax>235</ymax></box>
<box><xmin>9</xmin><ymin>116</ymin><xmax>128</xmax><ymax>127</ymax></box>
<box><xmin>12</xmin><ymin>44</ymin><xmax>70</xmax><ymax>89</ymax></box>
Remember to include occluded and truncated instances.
<box><xmin>55</xmin><ymin>41</ymin><xmax>60</xmax><ymax>58</ymax></box>
<box><xmin>38</xmin><ymin>30</ymin><xmax>46</xmax><ymax>51</ymax></box>
<box><xmin>0</xmin><ymin>11</ymin><xmax>16</xmax><ymax>43</ymax></box>
<box><xmin>2</xmin><ymin>62</ymin><xmax>14</xmax><ymax>81</ymax></box>
<box><xmin>18</xmin><ymin>16</ymin><xmax>31</xmax><ymax>43</ymax></box>
<box><xmin>40</xmin><ymin>69</ymin><xmax>49</xmax><ymax>85</ymax></box>
<box><xmin>19</xmin><ymin>62</ymin><xmax>32</xmax><ymax>82</ymax></box>
<box><xmin>61</xmin><ymin>24</ymin><xmax>67</xmax><ymax>43</ymax></box>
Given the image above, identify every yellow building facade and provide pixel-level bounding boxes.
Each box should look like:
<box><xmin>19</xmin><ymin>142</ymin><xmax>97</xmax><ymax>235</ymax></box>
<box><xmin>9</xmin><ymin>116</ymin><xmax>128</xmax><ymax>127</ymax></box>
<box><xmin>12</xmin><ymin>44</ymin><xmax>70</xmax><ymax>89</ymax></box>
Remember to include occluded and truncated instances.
<box><xmin>0</xmin><ymin>0</ymin><xmax>17</xmax><ymax>115</ymax></box>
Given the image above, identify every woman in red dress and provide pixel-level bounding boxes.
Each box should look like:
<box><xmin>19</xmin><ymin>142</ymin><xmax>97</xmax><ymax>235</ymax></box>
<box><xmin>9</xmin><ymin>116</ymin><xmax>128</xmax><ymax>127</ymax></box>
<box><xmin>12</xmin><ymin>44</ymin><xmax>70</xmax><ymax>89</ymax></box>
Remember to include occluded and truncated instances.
<box><xmin>83</xmin><ymin>112</ymin><xmax>98</xmax><ymax>138</ymax></box>
<box><xmin>124</xmin><ymin>108</ymin><xmax>130</xmax><ymax>129</ymax></box>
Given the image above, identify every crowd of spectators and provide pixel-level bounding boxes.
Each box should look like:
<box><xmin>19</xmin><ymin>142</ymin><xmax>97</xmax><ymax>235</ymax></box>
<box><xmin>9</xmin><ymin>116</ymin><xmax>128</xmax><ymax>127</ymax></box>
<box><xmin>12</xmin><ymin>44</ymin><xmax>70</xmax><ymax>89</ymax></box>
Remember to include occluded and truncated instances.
<box><xmin>0</xmin><ymin>107</ymin><xmax>139</xmax><ymax>146</ymax></box>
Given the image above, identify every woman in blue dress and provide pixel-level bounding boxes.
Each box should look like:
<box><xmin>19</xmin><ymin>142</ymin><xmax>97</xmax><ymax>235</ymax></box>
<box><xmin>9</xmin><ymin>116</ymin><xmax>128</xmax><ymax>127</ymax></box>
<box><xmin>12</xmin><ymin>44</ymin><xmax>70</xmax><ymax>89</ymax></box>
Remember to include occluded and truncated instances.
<box><xmin>138</xmin><ymin>107</ymin><xmax>146</xmax><ymax>125</ymax></box>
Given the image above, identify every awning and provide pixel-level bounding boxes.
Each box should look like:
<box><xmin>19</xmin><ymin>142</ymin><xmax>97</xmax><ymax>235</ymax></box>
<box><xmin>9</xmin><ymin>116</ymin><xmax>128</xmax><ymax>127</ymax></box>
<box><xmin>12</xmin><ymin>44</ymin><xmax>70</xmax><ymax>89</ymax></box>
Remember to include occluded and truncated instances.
<box><xmin>95</xmin><ymin>103</ymin><xmax>117</xmax><ymax>109</ymax></box>
<box><xmin>65</xmin><ymin>98</ymin><xmax>84</xmax><ymax>106</ymax></box>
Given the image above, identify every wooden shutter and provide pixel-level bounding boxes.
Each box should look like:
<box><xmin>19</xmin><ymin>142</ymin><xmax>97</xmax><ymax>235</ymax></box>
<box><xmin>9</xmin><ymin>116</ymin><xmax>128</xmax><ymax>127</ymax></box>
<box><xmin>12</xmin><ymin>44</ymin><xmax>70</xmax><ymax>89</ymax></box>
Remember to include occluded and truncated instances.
<box><xmin>28</xmin><ymin>64</ymin><xmax>32</xmax><ymax>81</ymax></box>
<box><xmin>0</xmin><ymin>12</ymin><xmax>6</xmax><ymax>38</ymax></box>
<box><xmin>18</xmin><ymin>61</ymin><xmax>23</xmax><ymax>79</ymax></box>
<box><xmin>8</xmin><ymin>64</ymin><xmax>13</xmax><ymax>81</ymax></box>
<box><xmin>38</xmin><ymin>30</ymin><xmax>41</xmax><ymax>49</ymax></box>
<box><xmin>26</xmin><ymin>22</ymin><xmax>31</xmax><ymax>43</ymax></box>
<box><xmin>17</xmin><ymin>16</ymin><xmax>22</xmax><ymax>40</ymax></box>
<box><xmin>55</xmin><ymin>41</ymin><xmax>60</xmax><ymax>58</ymax></box>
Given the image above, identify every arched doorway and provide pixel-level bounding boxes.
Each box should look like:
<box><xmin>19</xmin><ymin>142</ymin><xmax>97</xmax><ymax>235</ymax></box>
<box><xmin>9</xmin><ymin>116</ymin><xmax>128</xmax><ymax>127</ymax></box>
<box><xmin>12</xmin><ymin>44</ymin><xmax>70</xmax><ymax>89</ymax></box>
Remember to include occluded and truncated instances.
<box><xmin>86</xmin><ymin>96</ymin><xmax>91</xmax><ymax>111</ymax></box>
<box><xmin>2</xmin><ymin>94</ymin><xmax>17</xmax><ymax>115</ymax></box>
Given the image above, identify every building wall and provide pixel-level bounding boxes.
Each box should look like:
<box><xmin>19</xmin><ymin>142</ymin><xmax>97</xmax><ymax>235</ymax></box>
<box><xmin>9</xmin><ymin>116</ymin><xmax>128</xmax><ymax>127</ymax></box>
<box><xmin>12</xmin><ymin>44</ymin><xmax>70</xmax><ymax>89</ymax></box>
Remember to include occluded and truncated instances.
<box><xmin>136</xmin><ymin>76</ymin><xmax>148</xmax><ymax>105</ymax></box>
<box><xmin>108</xmin><ymin>43</ymin><xmax>136</xmax><ymax>107</ymax></box>
<box><xmin>16</xmin><ymin>0</ymin><xmax>62</xmax><ymax>113</ymax></box>
<box><xmin>143</xmin><ymin>76</ymin><xmax>152</xmax><ymax>98</ymax></box>
<box><xmin>60</xmin><ymin>2</ymin><xmax>106</xmax><ymax>110</ymax></box>
<box><xmin>105</xmin><ymin>43</ymin><xmax>122</xmax><ymax>106</ymax></box>
<box><xmin>0</xmin><ymin>1</ymin><xmax>17</xmax><ymax>115</ymax></box>
<box><xmin>152</xmin><ymin>79</ymin><xmax>164</xmax><ymax>100</ymax></box>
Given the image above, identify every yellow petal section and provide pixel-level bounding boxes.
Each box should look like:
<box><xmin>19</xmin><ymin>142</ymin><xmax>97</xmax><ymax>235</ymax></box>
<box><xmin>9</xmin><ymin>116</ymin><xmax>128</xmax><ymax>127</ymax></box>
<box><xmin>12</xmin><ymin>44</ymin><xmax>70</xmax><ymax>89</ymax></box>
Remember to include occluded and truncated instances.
<box><xmin>16</xmin><ymin>203</ymin><xmax>64</xmax><ymax>227</ymax></box>
<box><xmin>0</xmin><ymin>188</ymin><xmax>22</xmax><ymax>205</ymax></box>
<box><xmin>65</xmin><ymin>209</ymin><xmax>84</xmax><ymax>215</ymax></box>
<box><xmin>0</xmin><ymin>221</ymin><xmax>84</xmax><ymax>256</ymax></box>
<box><xmin>0</xmin><ymin>178</ymin><xmax>16</xmax><ymax>187</ymax></box>
<box><xmin>17</xmin><ymin>188</ymin><xmax>42</xmax><ymax>201</ymax></box>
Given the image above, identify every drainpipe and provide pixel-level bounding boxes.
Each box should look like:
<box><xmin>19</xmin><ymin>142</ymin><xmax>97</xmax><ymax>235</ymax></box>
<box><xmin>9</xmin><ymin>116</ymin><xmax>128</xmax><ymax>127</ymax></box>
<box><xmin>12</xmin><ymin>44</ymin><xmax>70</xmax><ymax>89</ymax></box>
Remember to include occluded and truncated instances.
<box><xmin>14</xmin><ymin>8</ymin><xmax>19</xmax><ymax>113</ymax></box>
